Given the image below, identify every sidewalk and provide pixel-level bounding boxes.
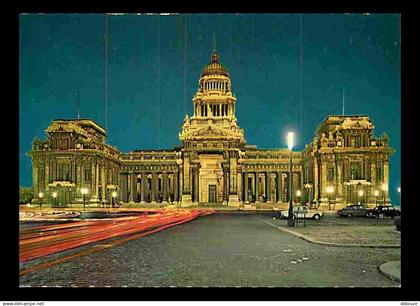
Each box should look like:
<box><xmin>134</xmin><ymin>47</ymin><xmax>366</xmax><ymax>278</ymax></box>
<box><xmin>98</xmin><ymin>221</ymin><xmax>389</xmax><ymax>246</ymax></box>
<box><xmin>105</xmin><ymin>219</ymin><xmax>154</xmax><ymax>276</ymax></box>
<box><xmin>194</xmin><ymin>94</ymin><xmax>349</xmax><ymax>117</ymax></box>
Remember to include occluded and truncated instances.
<box><xmin>258</xmin><ymin>217</ymin><xmax>400</xmax><ymax>248</ymax></box>
<box><xmin>379</xmin><ymin>261</ymin><xmax>401</xmax><ymax>282</ymax></box>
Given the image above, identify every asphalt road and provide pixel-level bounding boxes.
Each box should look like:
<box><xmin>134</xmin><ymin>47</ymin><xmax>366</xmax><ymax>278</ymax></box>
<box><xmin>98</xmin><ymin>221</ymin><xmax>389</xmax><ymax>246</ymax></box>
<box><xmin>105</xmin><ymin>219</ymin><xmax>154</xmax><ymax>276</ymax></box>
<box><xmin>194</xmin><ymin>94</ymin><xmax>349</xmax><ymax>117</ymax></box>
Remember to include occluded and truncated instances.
<box><xmin>19</xmin><ymin>213</ymin><xmax>400</xmax><ymax>287</ymax></box>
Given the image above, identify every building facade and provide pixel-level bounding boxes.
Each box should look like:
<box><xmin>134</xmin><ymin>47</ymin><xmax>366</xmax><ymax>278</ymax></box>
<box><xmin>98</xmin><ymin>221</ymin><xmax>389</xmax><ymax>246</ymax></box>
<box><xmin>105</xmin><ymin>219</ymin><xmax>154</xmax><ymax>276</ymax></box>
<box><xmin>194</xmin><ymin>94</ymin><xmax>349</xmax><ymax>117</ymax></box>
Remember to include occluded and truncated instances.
<box><xmin>27</xmin><ymin>51</ymin><xmax>395</xmax><ymax>209</ymax></box>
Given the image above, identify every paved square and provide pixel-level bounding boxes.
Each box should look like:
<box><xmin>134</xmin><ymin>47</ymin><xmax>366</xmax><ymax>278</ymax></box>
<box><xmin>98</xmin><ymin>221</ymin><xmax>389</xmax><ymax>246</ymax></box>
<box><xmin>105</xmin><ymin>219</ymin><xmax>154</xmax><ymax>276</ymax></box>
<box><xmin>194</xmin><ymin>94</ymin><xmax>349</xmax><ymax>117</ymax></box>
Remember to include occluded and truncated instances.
<box><xmin>20</xmin><ymin>213</ymin><xmax>400</xmax><ymax>287</ymax></box>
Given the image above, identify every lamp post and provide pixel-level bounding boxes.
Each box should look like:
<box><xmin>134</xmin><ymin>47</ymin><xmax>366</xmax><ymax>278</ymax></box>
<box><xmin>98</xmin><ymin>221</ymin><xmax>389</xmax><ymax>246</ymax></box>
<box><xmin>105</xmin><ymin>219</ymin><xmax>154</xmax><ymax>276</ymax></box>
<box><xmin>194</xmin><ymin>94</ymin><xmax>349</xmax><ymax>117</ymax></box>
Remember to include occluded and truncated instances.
<box><xmin>326</xmin><ymin>186</ymin><xmax>334</xmax><ymax>210</ymax></box>
<box><xmin>397</xmin><ymin>187</ymin><xmax>401</xmax><ymax>208</ymax></box>
<box><xmin>38</xmin><ymin>192</ymin><xmax>43</xmax><ymax>209</ymax></box>
<box><xmin>373</xmin><ymin>190</ymin><xmax>379</xmax><ymax>207</ymax></box>
<box><xmin>52</xmin><ymin>192</ymin><xmax>57</xmax><ymax>208</ymax></box>
<box><xmin>381</xmin><ymin>183</ymin><xmax>388</xmax><ymax>205</ymax></box>
<box><xmin>358</xmin><ymin>190</ymin><xmax>364</xmax><ymax>206</ymax></box>
<box><xmin>287</xmin><ymin>132</ymin><xmax>295</xmax><ymax>227</ymax></box>
<box><xmin>112</xmin><ymin>191</ymin><xmax>117</xmax><ymax>208</ymax></box>
<box><xmin>81</xmin><ymin>187</ymin><xmax>88</xmax><ymax>211</ymax></box>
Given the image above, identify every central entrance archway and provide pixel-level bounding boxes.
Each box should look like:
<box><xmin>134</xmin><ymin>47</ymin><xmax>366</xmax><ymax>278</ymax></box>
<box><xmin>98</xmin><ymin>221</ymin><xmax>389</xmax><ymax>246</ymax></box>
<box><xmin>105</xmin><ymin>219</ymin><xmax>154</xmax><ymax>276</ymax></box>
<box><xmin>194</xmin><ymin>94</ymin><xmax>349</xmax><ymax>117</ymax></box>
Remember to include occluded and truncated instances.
<box><xmin>198</xmin><ymin>154</ymin><xmax>224</xmax><ymax>204</ymax></box>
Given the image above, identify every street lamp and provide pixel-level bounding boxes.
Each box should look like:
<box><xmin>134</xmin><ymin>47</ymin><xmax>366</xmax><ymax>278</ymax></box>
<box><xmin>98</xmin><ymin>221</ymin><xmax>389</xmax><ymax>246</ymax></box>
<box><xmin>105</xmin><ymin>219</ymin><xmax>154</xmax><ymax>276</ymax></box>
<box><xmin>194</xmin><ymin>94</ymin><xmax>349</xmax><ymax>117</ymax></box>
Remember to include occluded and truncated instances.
<box><xmin>112</xmin><ymin>191</ymin><xmax>117</xmax><ymax>208</ymax></box>
<box><xmin>38</xmin><ymin>192</ymin><xmax>43</xmax><ymax>209</ymax></box>
<box><xmin>326</xmin><ymin>186</ymin><xmax>334</xmax><ymax>210</ymax></box>
<box><xmin>358</xmin><ymin>190</ymin><xmax>364</xmax><ymax>205</ymax></box>
<box><xmin>373</xmin><ymin>190</ymin><xmax>379</xmax><ymax>207</ymax></box>
<box><xmin>81</xmin><ymin>187</ymin><xmax>89</xmax><ymax>211</ymax></box>
<box><xmin>397</xmin><ymin>187</ymin><xmax>401</xmax><ymax>208</ymax></box>
<box><xmin>381</xmin><ymin>183</ymin><xmax>388</xmax><ymax>205</ymax></box>
<box><xmin>287</xmin><ymin>131</ymin><xmax>295</xmax><ymax>227</ymax></box>
<box><xmin>296</xmin><ymin>190</ymin><xmax>302</xmax><ymax>205</ymax></box>
<box><xmin>52</xmin><ymin>192</ymin><xmax>58</xmax><ymax>208</ymax></box>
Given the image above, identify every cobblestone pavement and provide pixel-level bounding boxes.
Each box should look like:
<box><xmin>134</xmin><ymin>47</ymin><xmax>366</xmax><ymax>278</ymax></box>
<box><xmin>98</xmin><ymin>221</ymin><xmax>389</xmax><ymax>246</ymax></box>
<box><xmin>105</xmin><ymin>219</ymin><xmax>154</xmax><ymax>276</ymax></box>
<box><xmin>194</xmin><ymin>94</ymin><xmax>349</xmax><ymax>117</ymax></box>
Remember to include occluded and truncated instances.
<box><xmin>19</xmin><ymin>213</ymin><xmax>400</xmax><ymax>287</ymax></box>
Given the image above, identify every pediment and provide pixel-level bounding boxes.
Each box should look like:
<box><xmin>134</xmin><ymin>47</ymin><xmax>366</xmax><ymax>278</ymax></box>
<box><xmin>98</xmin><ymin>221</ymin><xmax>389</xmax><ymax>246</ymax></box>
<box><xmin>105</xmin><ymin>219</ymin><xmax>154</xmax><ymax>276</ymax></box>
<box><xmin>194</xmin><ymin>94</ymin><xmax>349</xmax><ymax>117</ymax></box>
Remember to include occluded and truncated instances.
<box><xmin>182</xmin><ymin>125</ymin><xmax>240</xmax><ymax>139</ymax></box>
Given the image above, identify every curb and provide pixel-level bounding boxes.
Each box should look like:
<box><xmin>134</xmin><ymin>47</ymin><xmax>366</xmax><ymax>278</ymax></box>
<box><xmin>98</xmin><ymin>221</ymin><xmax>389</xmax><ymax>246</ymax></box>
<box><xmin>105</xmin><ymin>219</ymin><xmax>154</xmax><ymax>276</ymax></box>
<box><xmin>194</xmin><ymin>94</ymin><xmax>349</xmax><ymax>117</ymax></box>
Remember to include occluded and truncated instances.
<box><xmin>258</xmin><ymin>217</ymin><xmax>401</xmax><ymax>249</ymax></box>
<box><xmin>379</xmin><ymin>261</ymin><xmax>401</xmax><ymax>283</ymax></box>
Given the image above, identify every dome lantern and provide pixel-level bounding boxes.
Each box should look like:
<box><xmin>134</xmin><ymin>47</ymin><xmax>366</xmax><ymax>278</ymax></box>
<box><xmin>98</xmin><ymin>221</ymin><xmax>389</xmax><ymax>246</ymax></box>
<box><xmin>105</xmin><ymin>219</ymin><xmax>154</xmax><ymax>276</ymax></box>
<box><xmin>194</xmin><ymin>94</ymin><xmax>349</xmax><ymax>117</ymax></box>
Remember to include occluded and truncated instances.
<box><xmin>201</xmin><ymin>51</ymin><xmax>229</xmax><ymax>77</ymax></box>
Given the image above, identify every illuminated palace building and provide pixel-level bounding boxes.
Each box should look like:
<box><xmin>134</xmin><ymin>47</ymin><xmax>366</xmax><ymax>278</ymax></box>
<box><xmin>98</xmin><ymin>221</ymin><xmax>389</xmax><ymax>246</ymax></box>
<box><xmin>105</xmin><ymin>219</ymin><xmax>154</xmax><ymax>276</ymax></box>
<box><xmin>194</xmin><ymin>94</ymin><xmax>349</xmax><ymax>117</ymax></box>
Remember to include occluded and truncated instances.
<box><xmin>28</xmin><ymin>51</ymin><xmax>395</xmax><ymax>210</ymax></box>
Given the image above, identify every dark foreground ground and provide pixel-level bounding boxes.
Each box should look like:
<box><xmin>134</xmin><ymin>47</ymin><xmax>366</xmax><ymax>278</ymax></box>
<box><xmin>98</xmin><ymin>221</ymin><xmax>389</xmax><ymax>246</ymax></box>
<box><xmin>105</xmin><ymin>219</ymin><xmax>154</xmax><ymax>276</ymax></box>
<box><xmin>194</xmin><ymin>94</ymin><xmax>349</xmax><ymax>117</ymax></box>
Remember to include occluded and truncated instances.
<box><xmin>20</xmin><ymin>213</ymin><xmax>400</xmax><ymax>287</ymax></box>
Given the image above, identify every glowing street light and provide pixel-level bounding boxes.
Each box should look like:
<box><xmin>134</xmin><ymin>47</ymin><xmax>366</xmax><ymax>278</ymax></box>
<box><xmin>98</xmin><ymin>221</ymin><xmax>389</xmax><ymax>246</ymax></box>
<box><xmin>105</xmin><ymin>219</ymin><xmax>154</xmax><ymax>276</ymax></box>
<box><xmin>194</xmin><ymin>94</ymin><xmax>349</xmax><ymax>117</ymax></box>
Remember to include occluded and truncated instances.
<box><xmin>38</xmin><ymin>192</ymin><xmax>44</xmax><ymax>209</ymax></box>
<box><xmin>358</xmin><ymin>190</ymin><xmax>364</xmax><ymax>205</ymax></box>
<box><xmin>296</xmin><ymin>190</ymin><xmax>301</xmax><ymax>204</ymax></box>
<box><xmin>381</xmin><ymin>183</ymin><xmax>388</xmax><ymax>205</ymax></box>
<box><xmin>287</xmin><ymin>131</ymin><xmax>295</xmax><ymax>227</ymax></box>
<box><xmin>112</xmin><ymin>191</ymin><xmax>117</xmax><ymax>208</ymax></box>
<box><xmin>397</xmin><ymin>187</ymin><xmax>401</xmax><ymax>208</ymax></box>
<box><xmin>52</xmin><ymin>191</ymin><xmax>58</xmax><ymax>207</ymax></box>
<box><xmin>373</xmin><ymin>190</ymin><xmax>379</xmax><ymax>207</ymax></box>
<box><xmin>326</xmin><ymin>186</ymin><xmax>334</xmax><ymax>210</ymax></box>
<box><xmin>81</xmin><ymin>187</ymin><xmax>89</xmax><ymax>211</ymax></box>
<box><xmin>287</xmin><ymin>132</ymin><xmax>294</xmax><ymax>150</ymax></box>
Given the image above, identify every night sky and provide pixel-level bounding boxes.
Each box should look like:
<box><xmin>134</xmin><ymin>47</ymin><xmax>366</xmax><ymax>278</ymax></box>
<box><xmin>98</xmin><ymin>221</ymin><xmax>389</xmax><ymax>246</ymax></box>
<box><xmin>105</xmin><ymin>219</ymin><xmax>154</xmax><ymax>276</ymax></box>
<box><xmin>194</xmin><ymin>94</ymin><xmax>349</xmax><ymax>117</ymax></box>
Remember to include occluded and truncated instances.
<box><xmin>19</xmin><ymin>13</ymin><xmax>401</xmax><ymax>203</ymax></box>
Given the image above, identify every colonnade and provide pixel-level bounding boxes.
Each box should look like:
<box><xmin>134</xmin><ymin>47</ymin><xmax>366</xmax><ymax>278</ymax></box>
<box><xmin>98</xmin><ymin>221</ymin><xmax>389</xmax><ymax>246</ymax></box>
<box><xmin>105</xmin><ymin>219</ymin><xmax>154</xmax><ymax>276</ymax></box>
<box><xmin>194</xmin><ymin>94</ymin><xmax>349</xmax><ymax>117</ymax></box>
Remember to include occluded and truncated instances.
<box><xmin>202</xmin><ymin>80</ymin><xmax>230</xmax><ymax>91</ymax></box>
<box><xmin>241</xmin><ymin>171</ymin><xmax>302</xmax><ymax>204</ymax></box>
<box><xmin>120</xmin><ymin>170</ymin><xmax>179</xmax><ymax>203</ymax></box>
<box><xmin>196</xmin><ymin>103</ymin><xmax>234</xmax><ymax>118</ymax></box>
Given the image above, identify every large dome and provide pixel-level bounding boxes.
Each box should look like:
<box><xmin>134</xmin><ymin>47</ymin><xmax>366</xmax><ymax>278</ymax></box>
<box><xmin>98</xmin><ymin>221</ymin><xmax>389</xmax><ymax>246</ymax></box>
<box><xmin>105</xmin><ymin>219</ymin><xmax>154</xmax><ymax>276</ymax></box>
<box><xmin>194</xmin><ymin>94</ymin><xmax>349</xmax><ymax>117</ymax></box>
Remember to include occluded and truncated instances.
<box><xmin>201</xmin><ymin>51</ymin><xmax>229</xmax><ymax>77</ymax></box>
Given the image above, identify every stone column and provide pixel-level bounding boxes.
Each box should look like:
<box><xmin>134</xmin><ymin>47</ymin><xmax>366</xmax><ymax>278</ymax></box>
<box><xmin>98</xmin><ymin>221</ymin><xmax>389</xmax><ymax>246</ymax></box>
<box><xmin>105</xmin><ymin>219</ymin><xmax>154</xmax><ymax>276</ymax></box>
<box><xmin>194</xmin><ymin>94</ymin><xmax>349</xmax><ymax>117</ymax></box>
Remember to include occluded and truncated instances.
<box><xmin>336</xmin><ymin>157</ymin><xmax>343</xmax><ymax>205</ymax></box>
<box><xmin>237</xmin><ymin>171</ymin><xmax>242</xmax><ymax>202</ymax></box>
<box><xmin>313</xmin><ymin>161</ymin><xmax>319</xmax><ymax>205</ymax></box>
<box><xmin>51</xmin><ymin>160</ymin><xmax>56</xmax><ymax>182</ymax></box>
<box><xmin>129</xmin><ymin>172</ymin><xmax>135</xmax><ymax>203</ymax></box>
<box><xmin>277</xmin><ymin>171</ymin><xmax>282</xmax><ymax>203</ymax></box>
<box><xmin>141</xmin><ymin>171</ymin><xmax>146</xmax><ymax>203</ymax></box>
<box><xmin>244</xmin><ymin>171</ymin><xmax>249</xmax><ymax>203</ymax></box>
<box><xmin>172</xmin><ymin>171</ymin><xmax>177</xmax><ymax>202</ymax></box>
<box><xmin>193</xmin><ymin>166</ymin><xmax>199</xmax><ymax>203</ymax></box>
<box><xmin>152</xmin><ymin>172</ymin><xmax>158</xmax><ymax>203</ymax></box>
<box><xmin>101</xmin><ymin>165</ymin><xmax>106</xmax><ymax>203</ymax></box>
<box><xmin>76</xmin><ymin>163</ymin><xmax>81</xmax><ymax>191</ymax></box>
<box><xmin>178</xmin><ymin>166</ymin><xmax>183</xmax><ymax>203</ymax></box>
<box><xmin>228</xmin><ymin>152</ymin><xmax>239</xmax><ymax>206</ymax></box>
<box><xmin>120</xmin><ymin>173</ymin><xmax>126</xmax><ymax>202</ymax></box>
<box><xmin>181</xmin><ymin>156</ymin><xmax>192</xmax><ymax>206</ymax></box>
<box><xmin>95</xmin><ymin>162</ymin><xmax>99</xmax><ymax>201</ymax></box>
<box><xmin>266</xmin><ymin>172</ymin><xmax>271</xmax><ymax>202</ymax></box>
<box><xmin>255</xmin><ymin>172</ymin><xmax>260</xmax><ymax>203</ymax></box>
<box><xmin>163</xmin><ymin>171</ymin><xmax>168</xmax><ymax>203</ymax></box>
<box><xmin>32</xmin><ymin>159</ymin><xmax>39</xmax><ymax>200</ymax></box>
<box><xmin>44</xmin><ymin>162</ymin><xmax>49</xmax><ymax>191</ymax></box>
<box><xmin>71</xmin><ymin>160</ymin><xmax>75</xmax><ymax>183</ymax></box>
<box><xmin>383</xmin><ymin>159</ymin><xmax>390</xmax><ymax>203</ymax></box>
<box><xmin>364</xmin><ymin>157</ymin><xmax>369</xmax><ymax>180</ymax></box>
<box><xmin>320</xmin><ymin>157</ymin><xmax>329</xmax><ymax>208</ymax></box>
<box><xmin>223</xmin><ymin>166</ymin><xmax>229</xmax><ymax>204</ymax></box>
<box><xmin>80</xmin><ymin>163</ymin><xmax>85</xmax><ymax>188</ymax></box>
<box><xmin>369</xmin><ymin>159</ymin><xmax>377</xmax><ymax>204</ymax></box>
<box><xmin>119</xmin><ymin>173</ymin><xmax>124</xmax><ymax>202</ymax></box>
<box><xmin>91</xmin><ymin>162</ymin><xmax>98</xmax><ymax>201</ymax></box>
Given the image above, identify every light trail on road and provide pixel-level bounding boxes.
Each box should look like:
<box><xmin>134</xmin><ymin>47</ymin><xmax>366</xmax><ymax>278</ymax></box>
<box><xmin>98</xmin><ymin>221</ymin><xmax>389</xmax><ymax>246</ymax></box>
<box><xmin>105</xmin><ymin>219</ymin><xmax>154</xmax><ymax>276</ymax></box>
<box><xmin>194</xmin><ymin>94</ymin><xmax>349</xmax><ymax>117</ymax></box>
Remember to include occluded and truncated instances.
<box><xmin>20</xmin><ymin>209</ymin><xmax>213</xmax><ymax>263</ymax></box>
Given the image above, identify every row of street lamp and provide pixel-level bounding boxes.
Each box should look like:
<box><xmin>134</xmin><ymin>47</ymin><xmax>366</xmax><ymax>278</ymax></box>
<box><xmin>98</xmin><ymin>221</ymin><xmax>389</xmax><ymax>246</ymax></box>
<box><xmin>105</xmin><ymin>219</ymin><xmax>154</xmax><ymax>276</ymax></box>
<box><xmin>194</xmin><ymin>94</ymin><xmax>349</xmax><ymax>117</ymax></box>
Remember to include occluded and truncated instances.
<box><xmin>36</xmin><ymin>189</ymin><xmax>118</xmax><ymax>210</ymax></box>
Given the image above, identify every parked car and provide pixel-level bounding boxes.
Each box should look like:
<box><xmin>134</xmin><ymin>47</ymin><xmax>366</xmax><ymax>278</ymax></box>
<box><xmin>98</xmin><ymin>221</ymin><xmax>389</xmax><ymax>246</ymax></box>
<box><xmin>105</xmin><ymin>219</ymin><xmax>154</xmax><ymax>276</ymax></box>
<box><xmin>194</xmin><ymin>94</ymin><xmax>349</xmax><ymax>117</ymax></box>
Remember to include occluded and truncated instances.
<box><xmin>337</xmin><ymin>204</ymin><xmax>368</xmax><ymax>218</ymax></box>
<box><xmin>367</xmin><ymin>205</ymin><xmax>401</xmax><ymax>219</ymax></box>
<box><xmin>279</xmin><ymin>205</ymin><xmax>323</xmax><ymax>220</ymax></box>
<box><xmin>394</xmin><ymin>216</ymin><xmax>401</xmax><ymax>231</ymax></box>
